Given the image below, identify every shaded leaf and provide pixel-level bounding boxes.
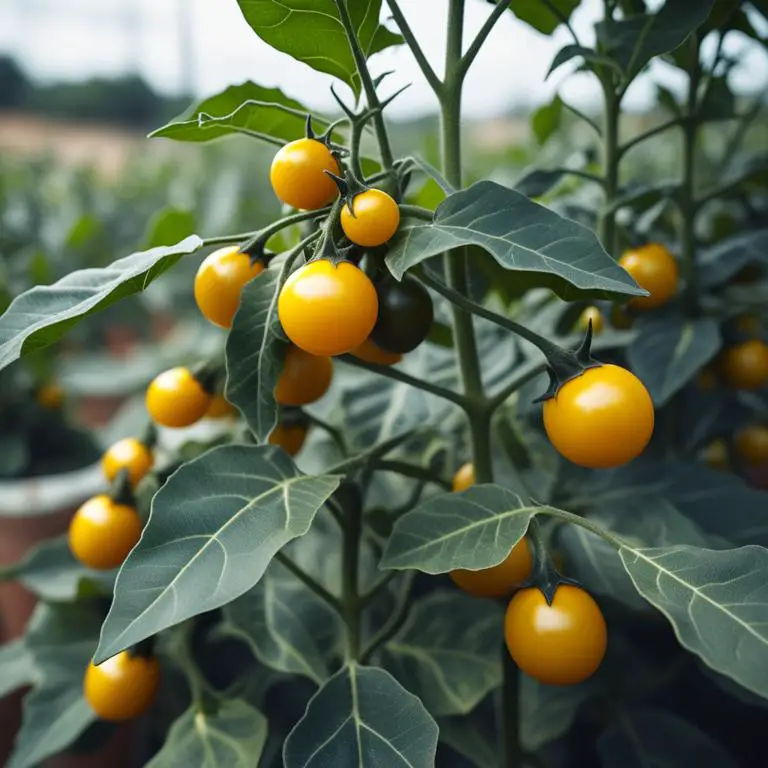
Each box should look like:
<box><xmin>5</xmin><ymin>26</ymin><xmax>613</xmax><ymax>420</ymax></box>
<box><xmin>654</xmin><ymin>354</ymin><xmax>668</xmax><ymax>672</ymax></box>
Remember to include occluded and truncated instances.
<box><xmin>386</xmin><ymin>181</ymin><xmax>644</xmax><ymax>301</ymax></box>
<box><xmin>0</xmin><ymin>236</ymin><xmax>202</xmax><ymax>371</ymax></box>
<box><xmin>95</xmin><ymin>445</ymin><xmax>340</xmax><ymax>663</ymax></box>
<box><xmin>235</xmin><ymin>1</ymin><xmax>401</xmax><ymax>96</ymax></box>
<box><xmin>547</xmin><ymin>44</ymin><xmax>621</xmax><ymax>78</ymax></box>
<box><xmin>508</xmin><ymin>0</ymin><xmax>581</xmax><ymax>35</ymax></box>
<box><xmin>437</xmin><ymin>714</ymin><xmax>496</xmax><ymax>768</ymax></box>
<box><xmin>627</xmin><ymin>313</ymin><xmax>721</xmax><ymax>406</ymax></box>
<box><xmin>619</xmin><ymin>544</ymin><xmax>768</xmax><ymax>700</ymax></box>
<box><xmin>699</xmin><ymin>229</ymin><xmax>768</xmax><ymax>287</ymax></box>
<box><xmin>513</xmin><ymin>167</ymin><xmax>570</xmax><ymax>198</ymax></box>
<box><xmin>382</xmin><ymin>591</ymin><xmax>503</xmax><ymax>716</ymax></box>
<box><xmin>8</xmin><ymin>603</ymin><xmax>101</xmax><ymax>768</ymax></box>
<box><xmin>146</xmin><ymin>699</ymin><xmax>268</xmax><ymax>768</ymax></box>
<box><xmin>226</xmin><ymin>256</ymin><xmax>290</xmax><ymax>441</ymax></box>
<box><xmin>382</xmin><ymin>484</ymin><xmax>539</xmax><ymax>573</ymax></box>
<box><xmin>0</xmin><ymin>639</ymin><xmax>37</xmax><ymax>698</ymax></box>
<box><xmin>531</xmin><ymin>95</ymin><xmax>562</xmax><ymax>146</ymax></box>
<box><xmin>283</xmin><ymin>664</ymin><xmax>438</xmax><ymax>767</ymax></box>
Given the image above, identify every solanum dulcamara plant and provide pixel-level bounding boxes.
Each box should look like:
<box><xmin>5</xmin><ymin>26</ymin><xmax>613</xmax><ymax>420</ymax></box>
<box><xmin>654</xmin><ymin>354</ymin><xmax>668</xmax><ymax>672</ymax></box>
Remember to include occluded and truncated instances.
<box><xmin>1</xmin><ymin>0</ymin><xmax>768</xmax><ymax>766</ymax></box>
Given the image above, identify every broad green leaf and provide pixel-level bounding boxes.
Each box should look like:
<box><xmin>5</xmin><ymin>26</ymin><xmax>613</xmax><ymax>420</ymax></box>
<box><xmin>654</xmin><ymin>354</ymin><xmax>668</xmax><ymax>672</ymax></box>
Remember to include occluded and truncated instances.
<box><xmin>547</xmin><ymin>44</ymin><xmax>622</xmax><ymax>78</ymax></box>
<box><xmin>385</xmin><ymin>181</ymin><xmax>645</xmax><ymax>301</ymax></box>
<box><xmin>235</xmin><ymin>1</ymin><xmax>401</xmax><ymax>96</ymax></box>
<box><xmin>0</xmin><ymin>236</ymin><xmax>202</xmax><ymax>371</ymax></box>
<box><xmin>8</xmin><ymin>536</ymin><xmax>113</xmax><ymax>602</ymax></box>
<box><xmin>699</xmin><ymin>229</ymin><xmax>768</xmax><ymax>287</ymax></box>
<box><xmin>225</xmin><ymin>257</ymin><xmax>289</xmax><ymax>442</ymax></box>
<box><xmin>283</xmin><ymin>664</ymin><xmax>438</xmax><ymax>767</ymax></box>
<box><xmin>8</xmin><ymin>603</ymin><xmax>101</xmax><ymax>768</ymax></box>
<box><xmin>619</xmin><ymin>544</ymin><xmax>768</xmax><ymax>700</ymax></box>
<box><xmin>627</xmin><ymin>313</ymin><xmax>721</xmax><ymax>406</ymax></box>
<box><xmin>151</xmin><ymin>82</ymin><xmax>323</xmax><ymax>144</ymax></box>
<box><xmin>596</xmin><ymin>0</ymin><xmax>717</xmax><ymax>81</ymax></box>
<box><xmin>145</xmin><ymin>699</ymin><xmax>268</xmax><ymax>768</ymax></box>
<box><xmin>381</xmin><ymin>484</ymin><xmax>539</xmax><ymax>573</ymax></box>
<box><xmin>437</xmin><ymin>714</ymin><xmax>496</xmax><ymax>768</ymax></box>
<box><xmin>381</xmin><ymin>591</ymin><xmax>503</xmax><ymax>716</ymax></box>
<box><xmin>508</xmin><ymin>0</ymin><xmax>581</xmax><ymax>35</ymax></box>
<box><xmin>531</xmin><ymin>95</ymin><xmax>562</xmax><ymax>146</ymax></box>
<box><xmin>94</xmin><ymin>445</ymin><xmax>340</xmax><ymax>663</ymax></box>
<box><xmin>143</xmin><ymin>208</ymin><xmax>196</xmax><ymax>249</ymax></box>
<box><xmin>0</xmin><ymin>639</ymin><xmax>37</xmax><ymax>698</ymax></box>
<box><xmin>220</xmin><ymin>567</ymin><xmax>339</xmax><ymax>685</ymax></box>
<box><xmin>514</xmin><ymin>167</ymin><xmax>570</xmax><ymax>198</ymax></box>
<box><xmin>597</xmin><ymin>708</ymin><xmax>737</xmax><ymax>767</ymax></box>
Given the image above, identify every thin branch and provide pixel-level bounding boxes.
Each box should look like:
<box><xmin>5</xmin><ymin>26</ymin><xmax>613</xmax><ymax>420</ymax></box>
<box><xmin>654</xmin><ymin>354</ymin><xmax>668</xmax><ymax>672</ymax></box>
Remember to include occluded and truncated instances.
<box><xmin>552</xmin><ymin>168</ymin><xmax>605</xmax><ymax>186</ymax></box>
<box><xmin>540</xmin><ymin>0</ymin><xmax>580</xmax><ymax>45</ymax></box>
<box><xmin>373</xmin><ymin>459</ymin><xmax>452</xmax><ymax>490</ymax></box>
<box><xmin>561</xmin><ymin>99</ymin><xmax>602</xmax><ymax>137</ymax></box>
<box><xmin>618</xmin><ymin>117</ymin><xmax>684</xmax><ymax>159</ymax></box>
<box><xmin>384</xmin><ymin>0</ymin><xmax>443</xmax><ymax>95</ymax></box>
<box><xmin>360</xmin><ymin>572</ymin><xmax>416</xmax><ymax>663</ymax></box>
<box><xmin>360</xmin><ymin>571</ymin><xmax>399</xmax><ymax>606</ymax></box>
<box><xmin>458</xmin><ymin>1</ymin><xmax>512</xmax><ymax>80</ymax></box>
<box><xmin>306</xmin><ymin>413</ymin><xmax>348</xmax><ymax>458</ymax></box>
<box><xmin>202</xmin><ymin>207</ymin><xmax>329</xmax><ymax>248</ymax></box>
<box><xmin>274</xmin><ymin>551</ymin><xmax>343</xmax><ymax>614</ymax></box>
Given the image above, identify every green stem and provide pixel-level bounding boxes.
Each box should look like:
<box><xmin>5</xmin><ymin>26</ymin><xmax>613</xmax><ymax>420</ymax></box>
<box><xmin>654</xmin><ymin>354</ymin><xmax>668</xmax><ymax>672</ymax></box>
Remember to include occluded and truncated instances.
<box><xmin>342</xmin><ymin>500</ymin><xmax>363</xmax><ymax>661</ymax></box>
<box><xmin>457</xmin><ymin>0</ymin><xmax>512</xmax><ymax>80</ymax></box>
<box><xmin>373</xmin><ymin>460</ymin><xmax>451</xmax><ymax>490</ymax></box>
<box><xmin>202</xmin><ymin>208</ymin><xmax>329</xmax><ymax>248</ymax></box>
<box><xmin>274</xmin><ymin>552</ymin><xmax>343</xmax><ymax>615</ymax></box>
<box><xmin>618</xmin><ymin>117</ymin><xmax>683</xmax><ymax>159</ymax></box>
<box><xmin>561</xmin><ymin>99</ymin><xmax>602</xmax><ymax>137</ymax></box>
<box><xmin>306</xmin><ymin>412</ymin><xmax>348</xmax><ymax>458</ymax></box>
<box><xmin>333</xmin><ymin>0</ymin><xmax>395</xmax><ymax>170</ymax></box>
<box><xmin>599</xmin><ymin>80</ymin><xmax>620</xmax><ymax>254</ymax></box>
<box><xmin>500</xmin><ymin>645</ymin><xmax>521</xmax><ymax>768</ymax></box>
<box><xmin>488</xmin><ymin>359</ymin><xmax>548</xmax><ymax>411</ymax></box>
<box><xmin>360</xmin><ymin>572</ymin><xmax>415</xmax><ymax>663</ymax></box>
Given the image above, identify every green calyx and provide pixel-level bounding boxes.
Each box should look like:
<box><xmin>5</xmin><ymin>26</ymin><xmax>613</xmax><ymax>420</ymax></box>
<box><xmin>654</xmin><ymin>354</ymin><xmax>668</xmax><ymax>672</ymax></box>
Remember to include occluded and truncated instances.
<box><xmin>325</xmin><ymin>169</ymin><xmax>369</xmax><ymax>218</ymax></box>
<box><xmin>109</xmin><ymin>468</ymin><xmax>136</xmax><ymax>509</ymax></box>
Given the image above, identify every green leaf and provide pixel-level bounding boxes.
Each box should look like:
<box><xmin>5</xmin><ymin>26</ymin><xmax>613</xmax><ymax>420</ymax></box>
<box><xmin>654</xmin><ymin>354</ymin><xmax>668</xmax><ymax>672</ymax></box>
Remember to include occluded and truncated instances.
<box><xmin>283</xmin><ymin>663</ymin><xmax>438</xmax><ymax>767</ymax></box>
<box><xmin>619</xmin><ymin>544</ymin><xmax>768</xmax><ymax>700</ymax></box>
<box><xmin>8</xmin><ymin>603</ymin><xmax>101</xmax><ymax>768</ymax></box>
<box><xmin>0</xmin><ymin>236</ymin><xmax>202</xmax><ymax>372</ymax></box>
<box><xmin>145</xmin><ymin>699</ymin><xmax>268</xmax><ymax>768</ymax></box>
<box><xmin>143</xmin><ymin>208</ymin><xmax>196</xmax><ymax>249</ymax></box>
<box><xmin>513</xmin><ymin>167</ymin><xmax>570</xmax><ymax>198</ymax></box>
<box><xmin>385</xmin><ymin>181</ymin><xmax>645</xmax><ymax>301</ymax></box>
<box><xmin>597</xmin><ymin>708</ymin><xmax>738</xmax><ymax>767</ymax></box>
<box><xmin>547</xmin><ymin>44</ymin><xmax>622</xmax><ymax>78</ymax></box>
<box><xmin>0</xmin><ymin>639</ymin><xmax>37</xmax><ymax>698</ymax></box>
<box><xmin>151</xmin><ymin>82</ymin><xmax>323</xmax><ymax>144</ymax></box>
<box><xmin>220</xmin><ymin>567</ymin><xmax>339</xmax><ymax>685</ymax></box>
<box><xmin>381</xmin><ymin>591</ymin><xmax>503</xmax><ymax>716</ymax></box>
<box><xmin>508</xmin><ymin>0</ymin><xmax>581</xmax><ymax>35</ymax></box>
<box><xmin>627</xmin><ymin>313</ymin><xmax>721</xmax><ymax>406</ymax></box>
<box><xmin>699</xmin><ymin>229</ymin><xmax>768</xmax><ymax>287</ymax></box>
<box><xmin>437</xmin><ymin>714</ymin><xmax>496</xmax><ymax>768</ymax></box>
<box><xmin>381</xmin><ymin>484</ymin><xmax>539</xmax><ymax>573</ymax></box>
<box><xmin>94</xmin><ymin>445</ymin><xmax>340</xmax><ymax>663</ymax></box>
<box><xmin>531</xmin><ymin>95</ymin><xmax>562</xmax><ymax>146</ymax></box>
<box><xmin>596</xmin><ymin>0</ymin><xmax>717</xmax><ymax>81</ymax></box>
<box><xmin>9</xmin><ymin>536</ymin><xmax>114</xmax><ymax>602</ymax></box>
<box><xmin>235</xmin><ymin>1</ymin><xmax>401</xmax><ymax>96</ymax></box>
<box><xmin>656</xmin><ymin>84</ymin><xmax>681</xmax><ymax>116</ymax></box>
<box><xmin>225</xmin><ymin>257</ymin><xmax>289</xmax><ymax>442</ymax></box>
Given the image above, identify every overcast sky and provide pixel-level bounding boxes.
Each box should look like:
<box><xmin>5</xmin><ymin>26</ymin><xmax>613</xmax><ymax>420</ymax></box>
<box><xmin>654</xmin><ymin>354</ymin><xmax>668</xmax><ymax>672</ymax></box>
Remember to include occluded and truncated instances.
<box><xmin>1</xmin><ymin>0</ymin><xmax>766</xmax><ymax>119</ymax></box>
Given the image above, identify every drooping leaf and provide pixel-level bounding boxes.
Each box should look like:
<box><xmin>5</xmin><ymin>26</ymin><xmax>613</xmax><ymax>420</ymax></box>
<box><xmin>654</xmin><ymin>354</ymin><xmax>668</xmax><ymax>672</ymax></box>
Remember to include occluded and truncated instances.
<box><xmin>0</xmin><ymin>639</ymin><xmax>37</xmax><ymax>698</ymax></box>
<box><xmin>699</xmin><ymin>229</ymin><xmax>768</xmax><ymax>287</ymax></box>
<box><xmin>0</xmin><ymin>236</ymin><xmax>202</xmax><ymax>371</ymax></box>
<box><xmin>143</xmin><ymin>208</ymin><xmax>196</xmax><ymax>248</ymax></box>
<box><xmin>508</xmin><ymin>0</ymin><xmax>581</xmax><ymax>35</ymax></box>
<box><xmin>235</xmin><ymin>1</ymin><xmax>401</xmax><ymax>96</ymax></box>
<box><xmin>95</xmin><ymin>445</ymin><xmax>340</xmax><ymax>663</ymax></box>
<box><xmin>547</xmin><ymin>44</ymin><xmax>622</xmax><ymax>78</ymax></box>
<box><xmin>151</xmin><ymin>82</ymin><xmax>324</xmax><ymax>144</ymax></box>
<box><xmin>225</xmin><ymin>256</ymin><xmax>290</xmax><ymax>441</ymax></box>
<box><xmin>283</xmin><ymin>664</ymin><xmax>438</xmax><ymax>767</ymax></box>
<box><xmin>627</xmin><ymin>312</ymin><xmax>721</xmax><ymax>406</ymax></box>
<box><xmin>596</xmin><ymin>0</ymin><xmax>717</xmax><ymax>81</ymax></box>
<box><xmin>531</xmin><ymin>95</ymin><xmax>563</xmax><ymax>146</ymax></box>
<box><xmin>381</xmin><ymin>591</ymin><xmax>503</xmax><ymax>716</ymax></box>
<box><xmin>220</xmin><ymin>566</ymin><xmax>339</xmax><ymax>685</ymax></box>
<box><xmin>619</xmin><ymin>543</ymin><xmax>768</xmax><ymax>700</ymax></box>
<box><xmin>8</xmin><ymin>603</ymin><xmax>101</xmax><ymax>768</ymax></box>
<box><xmin>597</xmin><ymin>708</ymin><xmax>738</xmax><ymax>767</ymax></box>
<box><xmin>385</xmin><ymin>181</ymin><xmax>645</xmax><ymax>301</ymax></box>
<box><xmin>514</xmin><ymin>167</ymin><xmax>571</xmax><ymax>198</ymax></box>
<box><xmin>145</xmin><ymin>699</ymin><xmax>268</xmax><ymax>768</ymax></box>
<box><xmin>382</xmin><ymin>484</ymin><xmax>540</xmax><ymax>573</ymax></box>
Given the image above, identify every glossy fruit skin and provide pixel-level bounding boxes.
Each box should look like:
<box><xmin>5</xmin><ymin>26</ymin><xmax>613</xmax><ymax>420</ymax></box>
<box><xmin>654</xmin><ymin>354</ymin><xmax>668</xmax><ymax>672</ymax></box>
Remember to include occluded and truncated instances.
<box><xmin>371</xmin><ymin>278</ymin><xmax>434</xmax><ymax>354</ymax></box>
<box><xmin>270</xmin><ymin>138</ymin><xmax>340</xmax><ymax>210</ymax></box>
<box><xmin>619</xmin><ymin>243</ymin><xmax>679</xmax><ymax>310</ymax></box>
<box><xmin>146</xmin><ymin>367</ymin><xmax>211</xmax><ymax>428</ymax></box>
<box><xmin>543</xmin><ymin>364</ymin><xmax>654</xmax><ymax>469</ymax></box>
<box><xmin>275</xmin><ymin>347</ymin><xmax>333</xmax><ymax>406</ymax></box>
<box><xmin>450</xmin><ymin>538</ymin><xmax>533</xmax><ymax>598</ymax></box>
<box><xmin>102</xmin><ymin>438</ymin><xmax>154</xmax><ymax>487</ymax></box>
<box><xmin>206</xmin><ymin>394</ymin><xmax>237</xmax><ymax>419</ymax></box>
<box><xmin>69</xmin><ymin>495</ymin><xmax>142</xmax><ymax>570</ymax></box>
<box><xmin>194</xmin><ymin>246</ymin><xmax>263</xmax><ymax>328</ymax></box>
<box><xmin>269</xmin><ymin>423</ymin><xmax>308</xmax><ymax>457</ymax></box>
<box><xmin>278</xmin><ymin>260</ymin><xmax>378</xmax><ymax>356</ymax></box>
<box><xmin>578</xmin><ymin>306</ymin><xmax>604</xmax><ymax>334</ymax></box>
<box><xmin>84</xmin><ymin>652</ymin><xmax>160</xmax><ymax>721</ymax></box>
<box><xmin>736</xmin><ymin>425</ymin><xmax>768</xmax><ymax>467</ymax></box>
<box><xmin>504</xmin><ymin>585</ymin><xmax>607</xmax><ymax>685</ymax></box>
<box><xmin>36</xmin><ymin>383</ymin><xmax>64</xmax><ymax>409</ymax></box>
<box><xmin>452</xmin><ymin>462</ymin><xmax>475</xmax><ymax>492</ymax></box>
<box><xmin>352</xmin><ymin>338</ymin><xmax>403</xmax><ymax>366</ymax></box>
<box><xmin>719</xmin><ymin>340</ymin><xmax>768</xmax><ymax>390</ymax></box>
<box><xmin>340</xmin><ymin>189</ymin><xmax>401</xmax><ymax>247</ymax></box>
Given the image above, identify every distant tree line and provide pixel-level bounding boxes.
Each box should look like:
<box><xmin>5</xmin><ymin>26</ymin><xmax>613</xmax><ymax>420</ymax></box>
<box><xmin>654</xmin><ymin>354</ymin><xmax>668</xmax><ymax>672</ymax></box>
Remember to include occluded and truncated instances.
<box><xmin>0</xmin><ymin>56</ymin><xmax>189</xmax><ymax>128</ymax></box>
